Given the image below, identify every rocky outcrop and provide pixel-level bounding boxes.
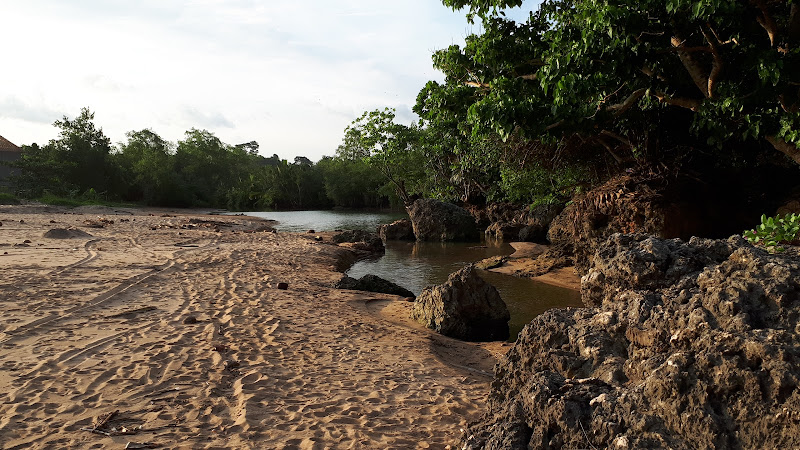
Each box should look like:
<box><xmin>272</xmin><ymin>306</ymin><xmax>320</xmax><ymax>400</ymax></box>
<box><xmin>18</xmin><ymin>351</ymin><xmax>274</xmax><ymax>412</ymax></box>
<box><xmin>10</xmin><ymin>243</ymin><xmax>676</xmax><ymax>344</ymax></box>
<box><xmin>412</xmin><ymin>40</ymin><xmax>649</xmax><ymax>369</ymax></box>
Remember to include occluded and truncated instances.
<box><xmin>545</xmin><ymin>169</ymin><xmax>672</xmax><ymax>275</ymax></box>
<box><xmin>778</xmin><ymin>198</ymin><xmax>800</xmax><ymax>215</ymax></box>
<box><xmin>335</xmin><ymin>274</ymin><xmax>414</xmax><ymax>298</ymax></box>
<box><xmin>412</xmin><ymin>265</ymin><xmax>510</xmax><ymax>341</ymax></box>
<box><xmin>407</xmin><ymin>199</ymin><xmax>480</xmax><ymax>242</ymax></box>
<box><xmin>331</xmin><ymin>230</ymin><xmax>384</xmax><ymax>253</ymax></box>
<box><xmin>542</xmin><ymin>166</ymin><xmax>795</xmax><ymax>276</ymax></box>
<box><xmin>378</xmin><ymin>219</ymin><xmax>415</xmax><ymax>241</ymax></box>
<box><xmin>463</xmin><ymin>234</ymin><xmax>800</xmax><ymax>449</ymax></box>
<box><xmin>467</xmin><ymin>202</ymin><xmax>564</xmax><ymax>243</ymax></box>
<box><xmin>485</xmin><ymin>222</ymin><xmax>523</xmax><ymax>241</ymax></box>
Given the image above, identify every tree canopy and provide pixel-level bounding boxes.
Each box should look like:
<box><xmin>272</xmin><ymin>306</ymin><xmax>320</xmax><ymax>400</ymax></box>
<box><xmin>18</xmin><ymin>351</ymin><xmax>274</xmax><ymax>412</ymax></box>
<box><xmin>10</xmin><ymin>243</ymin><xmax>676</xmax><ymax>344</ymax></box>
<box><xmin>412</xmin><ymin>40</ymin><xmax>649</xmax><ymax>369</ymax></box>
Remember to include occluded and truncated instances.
<box><xmin>8</xmin><ymin>108</ymin><xmax>395</xmax><ymax>211</ymax></box>
<box><xmin>433</xmin><ymin>0</ymin><xmax>800</xmax><ymax>168</ymax></box>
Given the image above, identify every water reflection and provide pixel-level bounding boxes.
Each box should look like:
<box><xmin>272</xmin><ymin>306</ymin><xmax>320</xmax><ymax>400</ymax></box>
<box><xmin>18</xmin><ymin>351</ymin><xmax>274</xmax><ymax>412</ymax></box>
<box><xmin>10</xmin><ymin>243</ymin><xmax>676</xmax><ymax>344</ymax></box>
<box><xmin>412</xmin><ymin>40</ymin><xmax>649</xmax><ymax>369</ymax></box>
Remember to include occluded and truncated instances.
<box><xmin>349</xmin><ymin>240</ymin><xmax>583</xmax><ymax>340</ymax></box>
<box><xmin>348</xmin><ymin>240</ymin><xmax>511</xmax><ymax>295</ymax></box>
<box><xmin>477</xmin><ymin>270</ymin><xmax>583</xmax><ymax>340</ymax></box>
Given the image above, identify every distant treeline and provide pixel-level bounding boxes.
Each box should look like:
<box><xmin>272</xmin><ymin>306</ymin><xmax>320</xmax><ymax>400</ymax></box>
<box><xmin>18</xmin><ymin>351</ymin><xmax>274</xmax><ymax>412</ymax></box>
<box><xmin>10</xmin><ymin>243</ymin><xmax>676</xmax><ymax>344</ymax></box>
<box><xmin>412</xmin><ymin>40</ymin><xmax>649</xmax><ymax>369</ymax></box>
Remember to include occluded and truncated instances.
<box><xmin>7</xmin><ymin>108</ymin><xmax>396</xmax><ymax>211</ymax></box>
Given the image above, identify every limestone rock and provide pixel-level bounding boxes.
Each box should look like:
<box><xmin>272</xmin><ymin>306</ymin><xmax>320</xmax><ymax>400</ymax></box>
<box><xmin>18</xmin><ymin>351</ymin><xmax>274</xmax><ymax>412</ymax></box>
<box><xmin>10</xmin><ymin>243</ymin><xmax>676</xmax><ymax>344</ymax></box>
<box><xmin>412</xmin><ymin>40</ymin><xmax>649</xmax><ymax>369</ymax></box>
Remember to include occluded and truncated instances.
<box><xmin>331</xmin><ymin>230</ymin><xmax>384</xmax><ymax>253</ymax></box>
<box><xmin>407</xmin><ymin>199</ymin><xmax>480</xmax><ymax>242</ymax></box>
<box><xmin>412</xmin><ymin>265</ymin><xmax>509</xmax><ymax>341</ymax></box>
<box><xmin>335</xmin><ymin>274</ymin><xmax>414</xmax><ymax>298</ymax></box>
<box><xmin>463</xmin><ymin>235</ymin><xmax>800</xmax><ymax>449</ymax></box>
<box><xmin>484</xmin><ymin>222</ymin><xmax>523</xmax><ymax>241</ymax></box>
<box><xmin>378</xmin><ymin>219</ymin><xmax>415</xmax><ymax>241</ymax></box>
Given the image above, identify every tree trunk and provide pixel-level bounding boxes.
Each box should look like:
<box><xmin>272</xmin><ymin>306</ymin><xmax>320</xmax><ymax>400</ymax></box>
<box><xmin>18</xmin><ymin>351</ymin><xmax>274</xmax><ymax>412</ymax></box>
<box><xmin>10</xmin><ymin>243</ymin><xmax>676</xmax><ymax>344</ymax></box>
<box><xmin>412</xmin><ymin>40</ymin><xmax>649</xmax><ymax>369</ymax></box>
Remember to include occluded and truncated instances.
<box><xmin>766</xmin><ymin>135</ymin><xmax>800</xmax><ymax>165</ymax></box>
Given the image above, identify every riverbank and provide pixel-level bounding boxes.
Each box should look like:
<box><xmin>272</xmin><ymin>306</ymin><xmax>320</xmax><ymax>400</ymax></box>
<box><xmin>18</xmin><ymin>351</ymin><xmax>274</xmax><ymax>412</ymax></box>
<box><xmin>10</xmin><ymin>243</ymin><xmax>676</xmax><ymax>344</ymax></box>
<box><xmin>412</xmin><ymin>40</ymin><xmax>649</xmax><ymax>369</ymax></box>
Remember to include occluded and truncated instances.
<box><xmin>486</xmin><ymin>242</ymin><xmax>581</xmax><ymax>291</ymax></box>
<box><xmin>0</xmin><ymin>205</ymin><xmax>507</xmax><ymax>449</ymax></box>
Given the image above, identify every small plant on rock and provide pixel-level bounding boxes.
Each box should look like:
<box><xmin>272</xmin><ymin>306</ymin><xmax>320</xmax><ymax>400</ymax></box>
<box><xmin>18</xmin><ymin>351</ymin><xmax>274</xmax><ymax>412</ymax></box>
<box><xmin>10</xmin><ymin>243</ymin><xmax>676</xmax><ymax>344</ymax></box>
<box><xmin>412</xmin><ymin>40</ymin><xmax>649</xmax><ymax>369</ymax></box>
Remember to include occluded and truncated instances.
<box><xmin>744</xmin><ymin>213</ymin><xmax>800</xmax><ymax>253</ymax></box>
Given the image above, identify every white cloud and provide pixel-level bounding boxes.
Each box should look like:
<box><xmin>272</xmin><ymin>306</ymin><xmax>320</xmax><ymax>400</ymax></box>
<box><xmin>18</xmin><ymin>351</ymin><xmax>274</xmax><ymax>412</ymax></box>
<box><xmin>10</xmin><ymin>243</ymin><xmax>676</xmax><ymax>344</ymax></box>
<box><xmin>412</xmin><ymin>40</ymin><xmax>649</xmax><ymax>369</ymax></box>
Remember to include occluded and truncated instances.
<box><xmin>0</xmin><ymin>96</ymin><xmax>62</xmax><ymax>125</ymax></box>
<box><xmin>0</xmin><ymin>0</ymin><xmax>539</xmax><ymax>160</ymax></box>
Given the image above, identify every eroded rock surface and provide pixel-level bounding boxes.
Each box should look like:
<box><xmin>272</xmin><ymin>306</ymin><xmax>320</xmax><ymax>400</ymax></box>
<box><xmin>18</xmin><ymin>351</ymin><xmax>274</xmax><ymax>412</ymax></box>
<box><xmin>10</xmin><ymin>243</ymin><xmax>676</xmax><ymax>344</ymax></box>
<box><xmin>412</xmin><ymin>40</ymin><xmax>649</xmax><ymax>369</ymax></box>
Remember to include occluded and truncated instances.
<box><xmin>463</xmin><ymin>234</ymin><xmax>800</xmax><ymax>449</ymax></box>
<box><xmin>331</xmin><ymin>230</ymin><xmax>384</xmax><ymax>253</ymax></box>
<box><xmin>378</xmin><ymin>219</ymin><xmax>415</xmax><ymax>241</ymax></box>
<box><xmin>407</xmin><ymin>199</ymin><xmax>480</xmax><ymax>242</ymax></box>
<box><xmin>485</xmin><ymin>222</ymin><xmax>524</xmax><ymax>241</ymax></box>
<box><xmin>335</xmin><ymin>274</ymin><xmax>414</xmax><ymax>298</ymax></box>
<box><xmin>412</xmin><ymin>265</ymin><xmax>509</xmax><ymax>341</ymax></box>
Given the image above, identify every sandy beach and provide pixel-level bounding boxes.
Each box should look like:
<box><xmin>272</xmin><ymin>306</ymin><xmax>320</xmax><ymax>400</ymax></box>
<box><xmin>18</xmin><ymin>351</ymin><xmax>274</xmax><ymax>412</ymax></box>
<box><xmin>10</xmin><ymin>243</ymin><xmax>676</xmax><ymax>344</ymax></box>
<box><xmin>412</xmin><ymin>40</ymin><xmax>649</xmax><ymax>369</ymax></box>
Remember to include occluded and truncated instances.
<box><xmin>0</xmin><ymin>205</ymin><xmax>509</xmax><ymax>449</ymax></box>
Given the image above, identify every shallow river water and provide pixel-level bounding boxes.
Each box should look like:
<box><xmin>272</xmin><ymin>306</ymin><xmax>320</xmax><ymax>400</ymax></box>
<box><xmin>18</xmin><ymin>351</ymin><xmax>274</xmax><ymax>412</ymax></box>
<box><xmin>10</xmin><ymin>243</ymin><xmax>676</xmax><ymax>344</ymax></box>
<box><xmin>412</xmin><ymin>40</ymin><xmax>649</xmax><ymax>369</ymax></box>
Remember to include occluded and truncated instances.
<box><xmin>244</xmin><ymin>210</ymin><xmax>582</xmax><ymax>340</ymax></box>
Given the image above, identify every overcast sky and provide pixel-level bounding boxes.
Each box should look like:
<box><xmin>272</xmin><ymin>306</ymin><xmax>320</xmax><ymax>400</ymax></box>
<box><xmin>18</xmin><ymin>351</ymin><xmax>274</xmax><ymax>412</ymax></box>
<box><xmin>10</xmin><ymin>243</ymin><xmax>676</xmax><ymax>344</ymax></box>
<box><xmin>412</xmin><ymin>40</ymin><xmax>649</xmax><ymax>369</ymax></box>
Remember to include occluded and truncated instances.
<box><xmin>0</xmin><ymin>1</ymin><xmax>534</xmax><ymax>162</ymax></box>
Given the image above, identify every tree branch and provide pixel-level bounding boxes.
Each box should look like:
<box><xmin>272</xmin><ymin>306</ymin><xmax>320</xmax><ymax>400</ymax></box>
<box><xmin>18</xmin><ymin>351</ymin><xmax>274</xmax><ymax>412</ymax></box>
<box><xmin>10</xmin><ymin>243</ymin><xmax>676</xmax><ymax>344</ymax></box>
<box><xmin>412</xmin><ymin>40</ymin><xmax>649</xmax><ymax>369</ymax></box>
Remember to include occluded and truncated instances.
<box><xmin>766</xmin><ymin>135</ymin><xmax>800</xmax><ymax>165</ymax></box>
<box><xmin>608</xmin><ymin>89</ymin><xmax>647</xmax><ymax>117</ymax></box>
<box><xmin>752</xmin><ymin>0</ymin><xmax>778</xmax><ymax>46</ymax></box>
<box><xmin>671</xmin><ymin>35</ymin><xmax>710</xmax><ymax>97</ymax></box>
<box><xmin>545</xmin><ymin>120</ymin><xmax>565</xmax><ymax>131</ymax></box>
<box><xmin>701</xmin><ymin>28</ymin><xmax>724</xmax><ymax>98</ymax></box>
<box><xmin>600</xmin><ymin>130</ymin><xmax>634</xmax><ymax>149</ymax></box>
<box><xmin>779</xmin><ymin>94</ymin><xmax>799</xmax><ymax>113</ymax></box>
<box><xmin>790</xmin><ymin>4</ymin><xmax>800</xmax><ymax>45</ymax></box>
<box><xmin>596</xmin><ymin>137</ymin><xmax>624</xmax><ymax>164</ymax></box>
<box><xmin>652</xmin><ymin>91</ymin><xmax>701</xmax><ymax>111</ymax></box>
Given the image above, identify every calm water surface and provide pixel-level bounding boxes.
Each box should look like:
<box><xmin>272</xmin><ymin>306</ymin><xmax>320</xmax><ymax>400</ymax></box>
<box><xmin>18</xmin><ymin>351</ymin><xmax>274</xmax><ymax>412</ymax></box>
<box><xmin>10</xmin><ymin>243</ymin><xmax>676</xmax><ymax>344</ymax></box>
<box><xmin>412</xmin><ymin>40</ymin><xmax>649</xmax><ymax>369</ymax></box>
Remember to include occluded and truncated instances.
<box><xmin>243</xmin><ymin>210</ymin><xmax>582</xmax><ymax>340</ymax></box>
<box><xmin>243</xmin><ymin>210</ymin><xmax>407</xmax><ymax>233</ymax></box>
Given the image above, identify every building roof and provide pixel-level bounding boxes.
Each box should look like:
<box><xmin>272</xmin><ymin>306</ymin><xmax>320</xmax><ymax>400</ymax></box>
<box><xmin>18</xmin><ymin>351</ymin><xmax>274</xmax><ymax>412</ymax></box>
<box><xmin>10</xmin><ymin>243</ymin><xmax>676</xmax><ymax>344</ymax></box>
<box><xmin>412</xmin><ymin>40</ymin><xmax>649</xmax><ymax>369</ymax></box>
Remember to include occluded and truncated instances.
<box><xmin>0</xmin><ymin>135</ymin><xmax>21</xmax><ymax>152</ymax></box>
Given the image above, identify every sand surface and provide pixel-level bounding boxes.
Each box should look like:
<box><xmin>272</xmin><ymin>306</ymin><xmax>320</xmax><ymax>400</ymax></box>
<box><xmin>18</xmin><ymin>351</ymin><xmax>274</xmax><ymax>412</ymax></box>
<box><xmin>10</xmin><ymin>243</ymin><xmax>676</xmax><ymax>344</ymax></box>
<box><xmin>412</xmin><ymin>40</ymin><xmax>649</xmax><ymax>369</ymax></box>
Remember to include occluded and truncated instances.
<box><xmin>0</xmin><ymin>205</ymin><xmax>509</xmax><ymax>449</ymax></box>
<box><xmin>487</xmin><ymin>242</ymin><xmax>581</xmax><ymax>291</ymax></box>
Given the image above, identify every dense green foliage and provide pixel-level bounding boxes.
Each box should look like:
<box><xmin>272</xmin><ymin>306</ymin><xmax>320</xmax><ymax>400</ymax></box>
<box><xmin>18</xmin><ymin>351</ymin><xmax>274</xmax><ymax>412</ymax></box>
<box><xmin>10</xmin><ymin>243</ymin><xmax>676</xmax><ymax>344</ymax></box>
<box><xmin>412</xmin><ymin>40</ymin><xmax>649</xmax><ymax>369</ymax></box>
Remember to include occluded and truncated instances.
<box><xmin>744</xmin><ymin>213</ymin><xmax>800</xmax><ymax>252</ymax></box>
<box><xmin>337</xmin><ymin>0</ymin><xmax>800</xmax><ymax>209</ymax></box>
<box><xmin>430</xmin><ymin>0</ymin><xmax>800</xmax><ymax>180</ymax></box>
<box><xmin>8</xmin><ymin>109</ymin><xmax>394</xmax><ymax>211</ymax></box>
<box><xmin>10</xmin><ymin>1</ymin><xmax>800</xmax><ymax>212</ymax></box>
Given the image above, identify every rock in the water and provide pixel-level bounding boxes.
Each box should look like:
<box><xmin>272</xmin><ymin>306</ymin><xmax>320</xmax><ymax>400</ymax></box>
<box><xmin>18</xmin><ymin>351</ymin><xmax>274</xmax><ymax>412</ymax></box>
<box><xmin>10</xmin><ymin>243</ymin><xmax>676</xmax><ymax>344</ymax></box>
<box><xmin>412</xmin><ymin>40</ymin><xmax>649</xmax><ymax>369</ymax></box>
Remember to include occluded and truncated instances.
<box><xmin>407</xmin><ymin>199</ymin><xmax>480</xmax><ymax>242</ymax></box>
<box><xmin>378</xmin><ymin>219</ymin><xmax>415</xmax><ymax>241</ymax></box>
<box><xmin>412</xmin><ymin>265</ymin><xmax>509</xmax><ymax>341</ymax></box>
<box><xmin>335</xmin><ymin>274</ymin><xmax>414</xmax><ymax>298</ymax></box>
<box><xmin>463</xmin><ymin>234</ymin><xmax>800</xmax><ymax>449</ymax></box>
<box><xmin>332</xmin><ymin>230</ymin><xmax>384</xmax><ymax>252</ymax></box>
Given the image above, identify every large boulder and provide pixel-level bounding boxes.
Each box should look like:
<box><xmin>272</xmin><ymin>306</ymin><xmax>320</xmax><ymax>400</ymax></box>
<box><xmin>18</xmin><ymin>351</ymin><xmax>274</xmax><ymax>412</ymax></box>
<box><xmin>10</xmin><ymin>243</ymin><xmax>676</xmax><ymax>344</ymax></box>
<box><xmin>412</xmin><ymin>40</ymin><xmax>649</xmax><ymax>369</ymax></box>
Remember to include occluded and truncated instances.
<box><xmin>335</xmin><ymin>274</ymin><xmax>414</xmax><ymax>298</ymax></box>
<box><xmin>463</xmin><ymin>235</ymin><xmax>800</xmax><ymax>449</ymax></box>
<box><xmin>412</xmin><ymin>265</ymin><xmax>510</xmax><ymax>341</ymax></box>
<box><xmin>407</xmin><ymin>199</ymin><xmax>480</xmax><ymax>242</ymax></box>
<box><xmin>378</xmin><ymin>219</ymin><xmax>415</xmax><ymax>241</ymax></box>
